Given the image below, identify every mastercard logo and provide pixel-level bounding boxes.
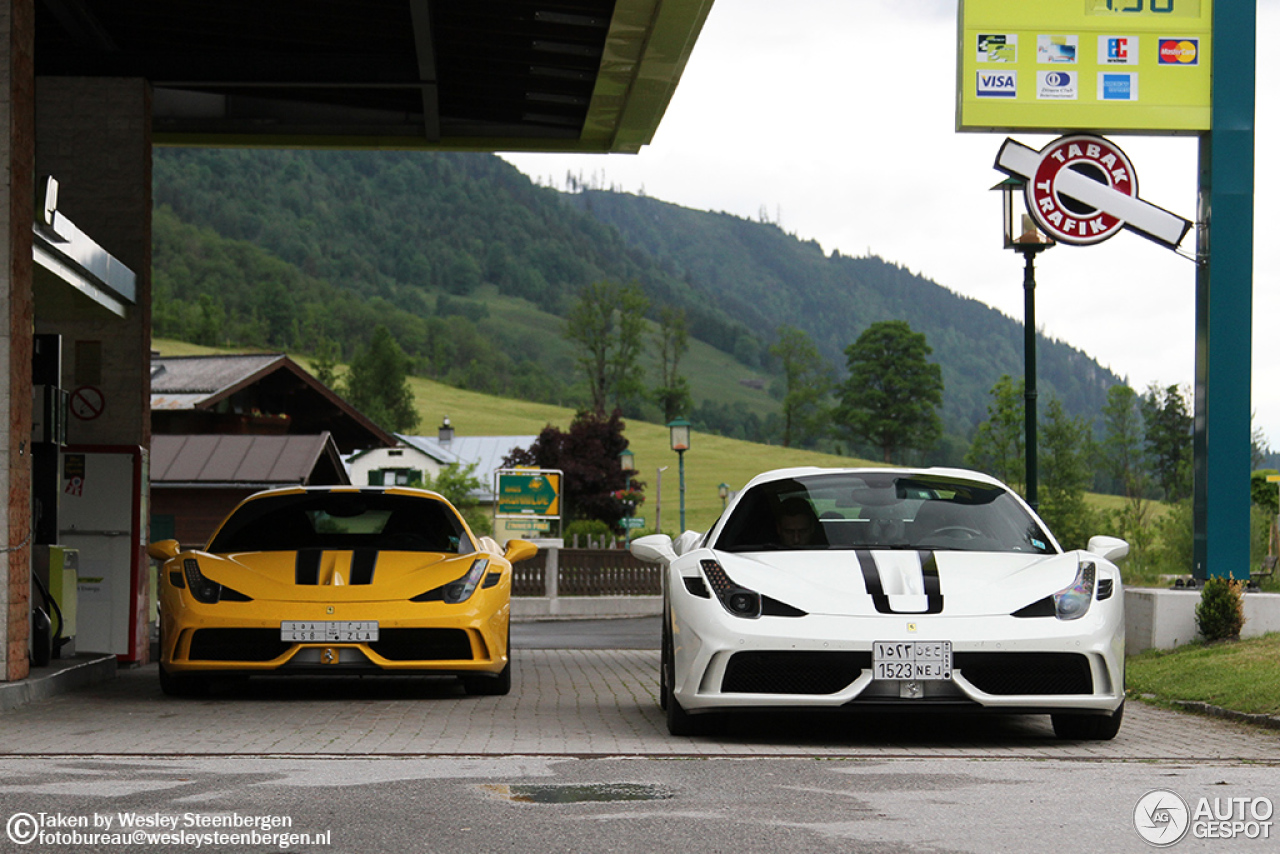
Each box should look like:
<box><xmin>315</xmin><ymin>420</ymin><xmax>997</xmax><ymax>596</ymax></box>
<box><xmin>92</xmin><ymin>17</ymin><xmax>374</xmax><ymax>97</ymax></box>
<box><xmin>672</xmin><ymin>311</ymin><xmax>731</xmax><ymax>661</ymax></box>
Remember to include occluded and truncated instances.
<box><xmin>1158</xmin><ymin>39</ymin><xmax>1198</xmax><ymax>64</ymax></box>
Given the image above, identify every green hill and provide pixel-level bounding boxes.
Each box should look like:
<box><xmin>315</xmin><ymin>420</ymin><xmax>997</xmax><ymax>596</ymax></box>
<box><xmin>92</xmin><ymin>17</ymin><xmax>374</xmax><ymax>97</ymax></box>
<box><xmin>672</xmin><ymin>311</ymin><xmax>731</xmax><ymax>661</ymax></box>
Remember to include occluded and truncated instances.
<box><xmin>151</xmin><ymin>148</ymin><xmax>1123</xmax><ymax>451</ymax></box>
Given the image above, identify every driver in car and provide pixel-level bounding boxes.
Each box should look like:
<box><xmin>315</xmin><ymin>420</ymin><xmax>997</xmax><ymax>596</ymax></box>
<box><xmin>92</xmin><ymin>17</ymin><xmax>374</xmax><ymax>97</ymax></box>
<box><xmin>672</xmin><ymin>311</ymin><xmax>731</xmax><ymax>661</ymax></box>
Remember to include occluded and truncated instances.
<box><xmin>776</xmin><ymin>497</ymin><xmax>822</xmax><ymax>547</ymax></box>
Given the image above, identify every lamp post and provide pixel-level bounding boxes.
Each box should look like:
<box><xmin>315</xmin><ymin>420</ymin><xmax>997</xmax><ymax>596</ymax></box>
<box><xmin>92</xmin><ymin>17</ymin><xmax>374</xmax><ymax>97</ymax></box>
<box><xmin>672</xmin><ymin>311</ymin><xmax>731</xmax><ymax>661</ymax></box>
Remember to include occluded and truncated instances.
<box><xmin>993</xmin><ymin>177</ymin><xmax>1054</xmax><ymax>511</ymax></box>
<box><xmin>668</xmin><ymin>418</ymin><xmax>691</xmax><ymax>532</ymax></box>
<box><xmin>718</xmin><ymin>482</ymin><xmax>730</xmax><ymax>511</ymax></box>
<box><xmin>655</xmin><ymin>466</ymin><xmax>668</xmax><ymax>535</ymax></box>
<box><xmin>618</xmin><ymin>448</ymin><xmax>636</xmax><ymax>546</ymax></box>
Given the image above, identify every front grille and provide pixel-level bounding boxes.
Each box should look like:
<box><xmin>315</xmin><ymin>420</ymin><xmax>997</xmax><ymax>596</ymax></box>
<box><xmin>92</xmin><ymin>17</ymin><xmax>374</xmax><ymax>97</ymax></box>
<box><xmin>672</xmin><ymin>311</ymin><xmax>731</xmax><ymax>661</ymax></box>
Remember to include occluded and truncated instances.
<box><xmin>955</xmin><ymin>652</ymin><xmax>1092</xmax><ymax>695</ymax></box>
<box><xmin>188</xmin><ymin>629</ymin><xmax>291</xmax><ymax>662</ymax></box>
<box><xmin>368</xmin><ymin>629</ymin><xmax>473</xmax><ymax>662</ymax></box>
<box><xmin>722</xmin><ymin>651</ymin><xmax>872</xmax><ymax>695</ymax></box>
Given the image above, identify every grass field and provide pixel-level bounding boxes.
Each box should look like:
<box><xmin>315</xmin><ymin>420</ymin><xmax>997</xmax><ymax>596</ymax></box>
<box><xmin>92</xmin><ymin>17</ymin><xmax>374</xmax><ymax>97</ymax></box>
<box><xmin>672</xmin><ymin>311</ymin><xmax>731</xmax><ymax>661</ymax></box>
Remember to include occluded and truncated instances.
<box><xmin>1128</xmin><ymin>633</ymin><xmax>1280</xmax><ymax>717</ymax></box>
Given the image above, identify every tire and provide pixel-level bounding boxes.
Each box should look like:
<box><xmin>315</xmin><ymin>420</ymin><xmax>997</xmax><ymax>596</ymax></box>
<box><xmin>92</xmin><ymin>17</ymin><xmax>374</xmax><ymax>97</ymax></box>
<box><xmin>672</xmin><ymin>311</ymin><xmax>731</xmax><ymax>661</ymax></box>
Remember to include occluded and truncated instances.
<box><xmin>658</xmin><ymin>610</ymin><xmax>671</xmax><ymax>711</ymax></box>
<box><xmin>1052</xmin><ymin>700</ymin><xmax>1124</xmax><ymax>740</ymax></box>
<box><xmin>158</xmin><ymin>664</ymin><xmax>208</xmax><ymax>698</ymax></box>
<box><xmin>463</xmin><ymin>661</ymin><xmax>511</xmax><ymax>696</ymax></box>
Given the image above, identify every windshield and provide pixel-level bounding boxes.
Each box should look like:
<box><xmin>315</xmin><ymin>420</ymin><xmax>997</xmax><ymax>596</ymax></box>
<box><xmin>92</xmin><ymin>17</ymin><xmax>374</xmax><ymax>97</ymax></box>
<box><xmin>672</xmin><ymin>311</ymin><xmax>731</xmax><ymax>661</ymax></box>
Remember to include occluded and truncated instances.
<box><xmin>714</xmin><ymin>472</ymin><xmax>1055</xmax><ymax>555</ymax></box>
<box><xmin>208</xmin><ymin>491</ymin><xmax>473</xmax><ymax>554</ymax></box>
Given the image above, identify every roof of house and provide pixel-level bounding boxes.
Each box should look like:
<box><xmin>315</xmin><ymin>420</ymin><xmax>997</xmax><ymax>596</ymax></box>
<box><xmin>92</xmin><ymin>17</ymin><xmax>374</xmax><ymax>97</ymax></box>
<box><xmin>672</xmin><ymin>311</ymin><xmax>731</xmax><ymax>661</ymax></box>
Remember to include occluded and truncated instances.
<box><xmin>151</xmin><ymin>433</ymin><xmax>350</xmax><ymax>487</ymax></box>
<box><xmin>397</xmin><ymin>434</ymin><xmax>536</xmax><ymax>500</ymax></box>
<box><xmin>150</xmin><ymin>353</ymin><xmax>397</xmax><ymax>452</ymax></box>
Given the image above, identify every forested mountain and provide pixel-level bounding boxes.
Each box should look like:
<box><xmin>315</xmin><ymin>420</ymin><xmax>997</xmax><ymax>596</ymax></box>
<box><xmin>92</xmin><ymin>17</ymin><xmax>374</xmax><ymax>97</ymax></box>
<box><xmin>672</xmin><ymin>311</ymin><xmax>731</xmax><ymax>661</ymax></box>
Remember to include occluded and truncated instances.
<box><xmin>566</xmin><ymin>190</ymin><xmax>1118</xmax><ymax>432</ymax></box>
<box><xmin>151</xmin><ymin>148</ymin><xmax>1121</xmax><ymax>450</ymax></box>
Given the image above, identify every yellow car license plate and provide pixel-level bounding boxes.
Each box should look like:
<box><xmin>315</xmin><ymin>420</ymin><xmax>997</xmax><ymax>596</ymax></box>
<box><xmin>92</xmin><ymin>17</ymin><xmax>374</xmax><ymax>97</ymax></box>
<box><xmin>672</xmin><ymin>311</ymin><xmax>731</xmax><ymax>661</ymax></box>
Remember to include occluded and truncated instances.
<box><xmin>281</xmin><ymin>620</ymin><xmax>379</xmax><ymax>643</ymax></box>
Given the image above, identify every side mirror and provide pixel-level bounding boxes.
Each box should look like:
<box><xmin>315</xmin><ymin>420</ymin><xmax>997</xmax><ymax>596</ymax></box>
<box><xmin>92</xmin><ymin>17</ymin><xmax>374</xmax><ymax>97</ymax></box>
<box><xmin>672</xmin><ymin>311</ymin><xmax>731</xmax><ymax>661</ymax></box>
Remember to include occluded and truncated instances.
<box><xmin>1087</xmin><ymin>535</ymin><xmax>1130</xmax><ymax>564</ymax></box>
<box><xmin>147</xmin><ymin>539</ymin><xmax>180</xmax><ymax>562</ymax></box>
<box><xmin>503</xmin><ymin>539</ymin><xmax>538</xmax><ymax>564</ymax></box>
<box><xmin>672</xmin><ymin>530</ymin><xmax>702</xmax><ymax>556</ymax></box>
<box><xmin>630</xmin><ymin>534</ymin><xmax>676</xmax><ymax>564</ymax></box>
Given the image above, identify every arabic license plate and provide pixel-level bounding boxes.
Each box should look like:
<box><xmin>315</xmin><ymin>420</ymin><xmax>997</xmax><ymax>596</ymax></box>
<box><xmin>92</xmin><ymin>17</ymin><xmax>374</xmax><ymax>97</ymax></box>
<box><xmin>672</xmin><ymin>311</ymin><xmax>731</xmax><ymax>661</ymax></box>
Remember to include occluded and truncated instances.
<box><xmin>872</xmin><ymin>640</ymin><xmax>952</xmax><ymax>681</ymax></box>
<box><xmin>280</xmin><ymin>621</ymin><xmax>379</xmax><ymax>643</ymax></box>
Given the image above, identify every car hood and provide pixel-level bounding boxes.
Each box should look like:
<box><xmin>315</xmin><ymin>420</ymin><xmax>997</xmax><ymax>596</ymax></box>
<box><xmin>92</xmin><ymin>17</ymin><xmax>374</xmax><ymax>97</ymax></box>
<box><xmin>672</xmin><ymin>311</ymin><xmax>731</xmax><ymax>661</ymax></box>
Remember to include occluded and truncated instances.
<box><xmin>189</xmin><ymin>549</ymin><xmax>485</xmax><ymax>602</ymax></box>
<box><xmin>705</xmin><ymin>548</ymin><xmax>1084</xmax><ymax>618</ymax></box>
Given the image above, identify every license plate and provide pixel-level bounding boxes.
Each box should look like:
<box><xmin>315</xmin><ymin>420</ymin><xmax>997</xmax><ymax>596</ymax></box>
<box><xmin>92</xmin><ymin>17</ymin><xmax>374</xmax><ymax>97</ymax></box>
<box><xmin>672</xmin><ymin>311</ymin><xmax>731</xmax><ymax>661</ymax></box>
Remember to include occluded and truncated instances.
<box><xmin>872</xmin><ymin>640</ymin><xmax>952</xmax><ymax>681</ymax></box>
<box><xmin>280</xmin><ymin>621</ymin><xmax>379</xmax><ymax>643</ymax></box>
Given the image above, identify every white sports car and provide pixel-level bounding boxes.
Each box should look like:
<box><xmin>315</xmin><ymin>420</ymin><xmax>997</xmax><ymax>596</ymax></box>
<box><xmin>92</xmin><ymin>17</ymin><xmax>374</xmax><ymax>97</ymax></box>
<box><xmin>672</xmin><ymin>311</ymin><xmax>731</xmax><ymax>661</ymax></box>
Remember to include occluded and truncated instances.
<box><xmin>630</xmin><ymin>467</ymin><xmax>1128</xmax><ymax>740</ymax></box>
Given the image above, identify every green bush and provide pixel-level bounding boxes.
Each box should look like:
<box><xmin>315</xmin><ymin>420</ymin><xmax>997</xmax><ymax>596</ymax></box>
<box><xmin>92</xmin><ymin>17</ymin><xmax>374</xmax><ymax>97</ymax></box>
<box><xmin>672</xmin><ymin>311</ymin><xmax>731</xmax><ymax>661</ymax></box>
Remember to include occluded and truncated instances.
<box><xmin>565</xmin><ymin>519</ymin><xmax>613</xmax><ymax>546</ymax></box>
<box><xmin>1195</xmin><ymin>576</ymin><xmax>1245</xmax><ymax>642</ymax></box>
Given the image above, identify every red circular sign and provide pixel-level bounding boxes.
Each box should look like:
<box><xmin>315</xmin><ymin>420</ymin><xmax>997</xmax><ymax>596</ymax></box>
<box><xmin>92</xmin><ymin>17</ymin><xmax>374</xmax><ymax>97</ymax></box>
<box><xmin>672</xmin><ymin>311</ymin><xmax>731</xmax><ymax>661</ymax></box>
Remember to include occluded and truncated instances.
<box><xmin>70</xmin><ymin>385</ymin><xmax>105</xmax><ymax>420</ymax></box>
<box><xmin>1025</xmin><ymin>134</ymin><xmax>1138</xmax><ymax>246</ymax></box>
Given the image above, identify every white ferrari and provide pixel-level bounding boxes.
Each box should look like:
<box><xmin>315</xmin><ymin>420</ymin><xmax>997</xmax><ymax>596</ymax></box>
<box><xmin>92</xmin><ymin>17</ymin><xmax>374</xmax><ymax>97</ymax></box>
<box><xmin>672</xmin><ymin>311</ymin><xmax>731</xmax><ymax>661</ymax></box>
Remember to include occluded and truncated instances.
<box><xmin>630</xmin><ymin>467</ymin><xmax>1128</xmax><ymax>740</ymax></box>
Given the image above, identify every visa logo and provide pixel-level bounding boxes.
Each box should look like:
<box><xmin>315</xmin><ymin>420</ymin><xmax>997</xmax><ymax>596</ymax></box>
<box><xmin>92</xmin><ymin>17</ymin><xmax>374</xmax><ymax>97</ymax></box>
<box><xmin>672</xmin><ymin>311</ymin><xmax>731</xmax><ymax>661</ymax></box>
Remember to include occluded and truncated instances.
<box><xmin>977</xmin><ymin>71</ymin><xmax>1016</xmax><ymax>98</ymax></box>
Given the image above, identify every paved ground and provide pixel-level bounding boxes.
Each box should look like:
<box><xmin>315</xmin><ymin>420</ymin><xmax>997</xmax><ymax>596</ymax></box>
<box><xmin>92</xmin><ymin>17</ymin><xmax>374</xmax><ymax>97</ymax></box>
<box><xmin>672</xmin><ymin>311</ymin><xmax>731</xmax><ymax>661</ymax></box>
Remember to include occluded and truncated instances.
<box><xmin>1</xmin><ymin>618</ymin><xmax>1278</xmax><ymax>759</ymax></box>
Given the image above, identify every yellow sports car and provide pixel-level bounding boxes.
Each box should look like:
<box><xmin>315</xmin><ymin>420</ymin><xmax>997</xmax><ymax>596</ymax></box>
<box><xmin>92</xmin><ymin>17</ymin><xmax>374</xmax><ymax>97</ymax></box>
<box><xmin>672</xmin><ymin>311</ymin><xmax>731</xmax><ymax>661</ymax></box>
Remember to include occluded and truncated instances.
<box><xmin>147</xmin><ymin>486</ymin><xmax>536</xmax><ymax>697</ymax></box>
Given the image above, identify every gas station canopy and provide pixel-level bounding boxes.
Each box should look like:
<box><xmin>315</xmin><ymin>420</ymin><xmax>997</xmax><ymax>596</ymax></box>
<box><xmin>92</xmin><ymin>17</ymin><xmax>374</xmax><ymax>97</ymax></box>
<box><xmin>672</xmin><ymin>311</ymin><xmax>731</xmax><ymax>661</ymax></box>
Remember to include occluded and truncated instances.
<box><xmin>34</xmin><ymin>0</ymin><xmax>714</xmax><ymax>153</ymax></box>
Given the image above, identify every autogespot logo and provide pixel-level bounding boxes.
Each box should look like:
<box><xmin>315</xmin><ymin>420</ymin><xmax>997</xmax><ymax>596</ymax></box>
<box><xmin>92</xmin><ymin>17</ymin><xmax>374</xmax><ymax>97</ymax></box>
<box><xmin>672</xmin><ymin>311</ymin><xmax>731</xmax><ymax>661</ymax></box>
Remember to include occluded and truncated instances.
<box><xmin>1134</xmin><ymin>790</ymin><xmax>1191</xmax><ymax>847</ymax></box>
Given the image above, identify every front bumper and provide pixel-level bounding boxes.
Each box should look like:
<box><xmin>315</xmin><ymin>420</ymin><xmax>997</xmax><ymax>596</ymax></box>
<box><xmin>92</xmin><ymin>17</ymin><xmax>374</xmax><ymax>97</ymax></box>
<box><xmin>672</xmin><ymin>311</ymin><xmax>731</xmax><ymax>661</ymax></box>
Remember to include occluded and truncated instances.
<box><xmin>669</xmin><ymin>591</ymin><xmax>1124</xmax><ymax>716</ymax></box>
<box><xmin>159</xmin><ymin>597</ymin><xmax>510</xmax><ymax>678</ymax></box>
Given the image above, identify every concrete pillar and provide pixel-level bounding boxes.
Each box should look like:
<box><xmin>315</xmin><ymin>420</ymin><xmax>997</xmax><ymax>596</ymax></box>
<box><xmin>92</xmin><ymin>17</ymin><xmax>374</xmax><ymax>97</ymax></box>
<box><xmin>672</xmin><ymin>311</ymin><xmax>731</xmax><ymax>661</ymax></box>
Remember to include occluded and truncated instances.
<box><xmin>34</xmin><ymin>77</ymin><xmax>151</xmax><ymax>448</ymax></box>
<box><xmin>1</xmin><ymin>0</ymin><xmax>35</xmax><ymax>683</ymax></box>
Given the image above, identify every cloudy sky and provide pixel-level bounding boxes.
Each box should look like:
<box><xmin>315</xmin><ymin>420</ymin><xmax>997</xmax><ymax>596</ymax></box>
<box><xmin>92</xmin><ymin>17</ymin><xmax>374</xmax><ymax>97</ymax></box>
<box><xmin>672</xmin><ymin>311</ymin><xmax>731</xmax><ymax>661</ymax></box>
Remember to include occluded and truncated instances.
<box><xmin>502</xmin><ymin>0</ymin><xmax>1278</xmax><ymax>442</ymax></box>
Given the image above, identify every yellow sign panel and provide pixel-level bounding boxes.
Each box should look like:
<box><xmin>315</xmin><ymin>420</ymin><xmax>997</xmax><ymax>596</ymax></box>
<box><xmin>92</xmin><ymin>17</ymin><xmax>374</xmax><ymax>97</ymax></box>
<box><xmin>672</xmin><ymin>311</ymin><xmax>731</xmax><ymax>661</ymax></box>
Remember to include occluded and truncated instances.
<box><xmin>957</xmin><ymin>0</ymin><xmax>1211</xmax><ymax>134</ymax></box>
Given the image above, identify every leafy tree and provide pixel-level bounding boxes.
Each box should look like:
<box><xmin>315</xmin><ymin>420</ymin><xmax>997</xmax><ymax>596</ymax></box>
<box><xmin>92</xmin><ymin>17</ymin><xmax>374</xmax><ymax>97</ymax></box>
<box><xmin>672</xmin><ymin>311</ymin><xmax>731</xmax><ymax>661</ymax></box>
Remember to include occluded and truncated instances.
<box><xmin>423</xmin><ymin>461</ymin><xmax>491</xmax><ymax>536</ymax></box>
<box><xmin>1038</xmin><ymin>398</ymin><xmax>1098</xmax><ymax>550</ymax></box>
<box><xmin>564</xmin><ymin>281</ymin><xmax>650</xmax><ymax>414</ymax></box>
<box><xmin>1101</xmin><ymin>384</ymin><xmax>1148</xmax><ymax>500</ymax></box>
<box><xmin>1099</xmin><ymin>384</ymin><xmax>1152</xmax><ymax>570</ymax></box>
<box><xmin>503</xmin><ymin>409</ymin><xmax>641</xmax><ymax>529</ymax></box>
<box><xmin>311</xmin><ymin>337</ymin><xmax>341</xmax><ymax>389</ymax></box>
<box><xmin>769</xmin><ymin>326</ymin><xmax>831</xmax><ymax>448</ymax></box>
<box><xmin>341</xmin><ymin>325</ymin><xmax>420</xmax><ymax>433</ymax></box>
<box><xmin>1141</xmin><ymin>383</ymin><xmax>1192</xmax><ymax>501</ymax></box>
<box><xmin>966</xmin><ymin>375</ymin><xmax>1026</xmax><ymax>493</ymax></box>
<box><xmin>652</xmin><ymin>305</ymin><xmax>692</xmax><ymax>422</ymax></box>
<box><xmin>836</xmin><ymin>320</ymin><xmax>943</xmax><ymax>464</ymax></box>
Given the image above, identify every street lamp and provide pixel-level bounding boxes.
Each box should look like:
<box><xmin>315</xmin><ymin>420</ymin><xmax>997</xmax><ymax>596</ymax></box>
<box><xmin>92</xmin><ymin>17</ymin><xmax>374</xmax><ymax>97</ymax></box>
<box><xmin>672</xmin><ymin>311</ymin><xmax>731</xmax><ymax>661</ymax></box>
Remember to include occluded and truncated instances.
<box><xmin>618</xmin><ymin>448</ymin><xmax>636</xmax><ymax>545</ymax></box>
<box><xmin>718</xmin><ymin>482</ymin><xmax>730</xmax><ymax>511</ymax></box>
<box><xmin>993</xmin><ymin>177</ymin><xmax>1054</xmax><ymax>511</ymax></box>
<box><xmin>655</xmin><ymin>466</ymin><xmax>669</xmax><ymax>535</ymax></box>
<box><xmin>668</xmin><ymin>417</ymin><xmax>691</xmax><ymax>532</ymax></box>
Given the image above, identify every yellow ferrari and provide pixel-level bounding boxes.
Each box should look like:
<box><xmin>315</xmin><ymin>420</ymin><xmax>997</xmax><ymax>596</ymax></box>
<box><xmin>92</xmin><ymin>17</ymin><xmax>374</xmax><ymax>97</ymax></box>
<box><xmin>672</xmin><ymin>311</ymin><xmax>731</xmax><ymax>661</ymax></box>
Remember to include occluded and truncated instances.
<box><xmin>147</xmin><ymin>486</ymin><xmax>536</xmax><ymax>697</ymax></box>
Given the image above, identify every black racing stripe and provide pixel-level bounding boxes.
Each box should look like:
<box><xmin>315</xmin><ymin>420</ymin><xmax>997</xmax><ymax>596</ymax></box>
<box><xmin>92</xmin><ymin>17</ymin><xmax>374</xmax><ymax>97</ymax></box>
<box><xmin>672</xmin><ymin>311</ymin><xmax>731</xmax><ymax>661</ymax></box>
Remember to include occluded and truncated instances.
<box><xmin>350</xmin><ymin>549</ymin><xmax>378</xmax><ymax>585</ymax></box>
<box><xmin>295</xmin><ymin>549</ymin><xmax>321</xmax><ymax>585</ymax></box>
<box><xmin>917</xmin><ymin>550</ymin><xmax>945</xmax><ymax>614</ymax></box>
<box><xmin>857</xmin><ymin>549</ymin><xmax>945</xmax><ymax>614</ymax></box>
<box><xmin>855</xmin><ymin>550</ymin><xmax>893</xmax><ymax>614</ymax></box>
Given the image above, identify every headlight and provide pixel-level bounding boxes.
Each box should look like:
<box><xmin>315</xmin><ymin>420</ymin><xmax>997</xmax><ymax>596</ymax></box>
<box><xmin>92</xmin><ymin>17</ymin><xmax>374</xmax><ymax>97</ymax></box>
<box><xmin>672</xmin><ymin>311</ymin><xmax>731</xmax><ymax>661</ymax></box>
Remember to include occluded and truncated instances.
<box><xmin>700</xmin><ymin>559</ymin><xmax>761</xmax><ymax>619</ymax></box>
<box><xmin>413</xmin><ymin>558</ymin><xmax>490</xmax><ymax>604</ymax></box>
<box><xmin>181</xmin><ymin>558</ymin><xmax>251</xmax><ymax>603</ymax></box>
<box><xmin>1053</xmin><ymin>561</ymin><xmax>1096</xmax><ymax>620</ymax></box>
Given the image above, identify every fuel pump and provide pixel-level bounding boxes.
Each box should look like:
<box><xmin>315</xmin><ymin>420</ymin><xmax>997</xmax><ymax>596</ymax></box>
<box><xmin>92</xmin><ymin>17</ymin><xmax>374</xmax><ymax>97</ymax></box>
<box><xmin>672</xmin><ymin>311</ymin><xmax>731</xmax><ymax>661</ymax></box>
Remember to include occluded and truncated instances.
<box><xmin>31</xmin><ymin>333</ymin><xmax>75</xmax><ymax>664</ymax></box>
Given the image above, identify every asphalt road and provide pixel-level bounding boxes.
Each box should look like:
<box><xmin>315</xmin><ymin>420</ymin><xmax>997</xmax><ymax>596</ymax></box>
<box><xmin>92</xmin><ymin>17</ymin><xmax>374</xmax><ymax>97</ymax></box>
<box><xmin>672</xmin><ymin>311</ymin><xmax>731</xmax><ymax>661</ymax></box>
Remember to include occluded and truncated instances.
<box><xmin>1</xmin><ymin>618</ymin><xmax>1278</xmax><ymax>854</ymax></box>
<box><xmin>512</xmin><ymin>616</ymin><xmax>660</xmax><ymax>649</ymax></box>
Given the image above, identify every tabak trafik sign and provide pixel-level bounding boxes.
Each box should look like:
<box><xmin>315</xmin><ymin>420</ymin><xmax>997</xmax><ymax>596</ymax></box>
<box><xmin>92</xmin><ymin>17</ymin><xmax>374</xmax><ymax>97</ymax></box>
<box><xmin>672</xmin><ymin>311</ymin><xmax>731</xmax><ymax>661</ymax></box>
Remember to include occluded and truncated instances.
<box><xmin>995</xmin><ymin>133</ymin><xmax>1191</xmax><ymax>248</ymax></box>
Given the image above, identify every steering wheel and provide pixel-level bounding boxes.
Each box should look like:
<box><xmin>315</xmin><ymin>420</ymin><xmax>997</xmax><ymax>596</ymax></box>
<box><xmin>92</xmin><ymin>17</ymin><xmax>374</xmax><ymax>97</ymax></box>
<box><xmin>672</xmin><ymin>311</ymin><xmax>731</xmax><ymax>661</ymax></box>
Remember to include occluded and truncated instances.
<box><xmin>929</xmin><ymin>525</ymin><xmax>983</xmax><ymax>540</ymax></box>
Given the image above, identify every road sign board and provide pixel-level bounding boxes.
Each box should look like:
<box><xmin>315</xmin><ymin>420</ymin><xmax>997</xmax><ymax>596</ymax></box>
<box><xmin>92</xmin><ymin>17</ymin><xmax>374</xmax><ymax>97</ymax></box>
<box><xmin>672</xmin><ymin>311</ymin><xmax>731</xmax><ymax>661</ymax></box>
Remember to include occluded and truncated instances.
<box><xmin>621</xmin><ymin>517</ymin><xmax>646</xmax><ymax>529</ymax></box>
<box><xmin>504</xmin><ymin>518</ymin><xmax>552</xmax><ymax>532</ymax></box>
<box><xmin>495</xmin><ymin>469</ymin><xmax>562</xmax><ymax>518</ymax></box>
<box><xmin>995</xmin><ymin>134</ymin><xmax>1191</xmax><ymax>248</ymax></box>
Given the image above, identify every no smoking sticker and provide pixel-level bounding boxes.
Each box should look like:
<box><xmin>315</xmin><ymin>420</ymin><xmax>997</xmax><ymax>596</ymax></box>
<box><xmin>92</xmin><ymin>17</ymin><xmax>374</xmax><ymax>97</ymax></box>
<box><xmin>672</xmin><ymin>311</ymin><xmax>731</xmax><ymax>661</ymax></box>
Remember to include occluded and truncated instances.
<box><xmin>70</xmin><ymin>385</ymin><xmax>104</xmax><ymax>420</ymax></box>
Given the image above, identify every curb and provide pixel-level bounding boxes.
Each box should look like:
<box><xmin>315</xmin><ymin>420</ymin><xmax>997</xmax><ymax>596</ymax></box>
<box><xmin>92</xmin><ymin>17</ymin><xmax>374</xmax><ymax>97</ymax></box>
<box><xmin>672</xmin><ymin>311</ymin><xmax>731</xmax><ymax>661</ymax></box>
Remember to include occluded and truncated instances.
<box><xmin>1174</xmin><ymin>699</ymin><xmax>1280</xmax><ymax>731</ymax></box>
<box><xmin>0</xmin><ymin>655</ymin><xmax>117</xmax><ymax>712</ymax></box>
